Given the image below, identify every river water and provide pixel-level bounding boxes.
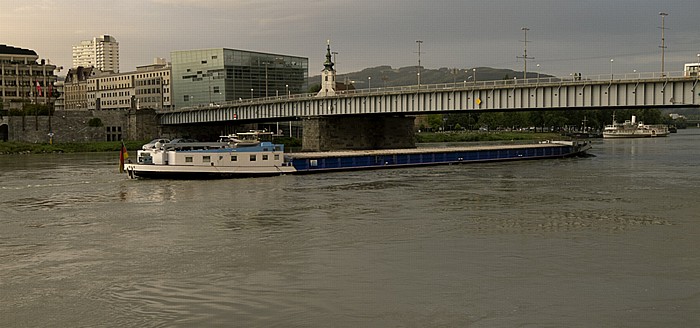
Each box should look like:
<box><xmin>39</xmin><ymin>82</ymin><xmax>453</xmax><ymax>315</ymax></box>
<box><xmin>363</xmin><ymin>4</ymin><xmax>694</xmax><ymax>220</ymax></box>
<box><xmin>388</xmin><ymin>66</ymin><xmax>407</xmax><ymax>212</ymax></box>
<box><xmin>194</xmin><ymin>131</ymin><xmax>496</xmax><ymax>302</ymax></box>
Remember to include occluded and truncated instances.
<box><xmin>1</xmin><ymin>131</ymin><xmax>699</xmax><ymax>327</ymax></box>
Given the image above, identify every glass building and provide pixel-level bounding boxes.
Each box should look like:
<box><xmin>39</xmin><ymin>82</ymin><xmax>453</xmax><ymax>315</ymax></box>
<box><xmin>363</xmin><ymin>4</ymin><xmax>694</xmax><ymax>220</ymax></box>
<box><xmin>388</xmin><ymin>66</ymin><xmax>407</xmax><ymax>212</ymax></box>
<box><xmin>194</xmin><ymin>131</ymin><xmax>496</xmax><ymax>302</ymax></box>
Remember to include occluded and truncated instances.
<box><xmin>171</xmin><ymin>48</ymin><xmax>308</xmax><ymax>109</ymax></box>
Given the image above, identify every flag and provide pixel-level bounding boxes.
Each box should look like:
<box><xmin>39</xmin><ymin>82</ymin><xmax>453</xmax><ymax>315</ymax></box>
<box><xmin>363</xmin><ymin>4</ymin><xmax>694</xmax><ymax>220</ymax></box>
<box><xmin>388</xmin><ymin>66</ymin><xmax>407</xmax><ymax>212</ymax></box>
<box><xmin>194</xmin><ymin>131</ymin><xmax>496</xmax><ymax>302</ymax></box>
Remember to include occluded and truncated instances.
<box><xmin>119</xmin><ymin>141</ymin><xmax>129</xmax><ymax>173</ymax></box>
<box><xmin>35</xmin><ymin>81</ymin><xmax>42</xmax><ymax>97</ymax></box>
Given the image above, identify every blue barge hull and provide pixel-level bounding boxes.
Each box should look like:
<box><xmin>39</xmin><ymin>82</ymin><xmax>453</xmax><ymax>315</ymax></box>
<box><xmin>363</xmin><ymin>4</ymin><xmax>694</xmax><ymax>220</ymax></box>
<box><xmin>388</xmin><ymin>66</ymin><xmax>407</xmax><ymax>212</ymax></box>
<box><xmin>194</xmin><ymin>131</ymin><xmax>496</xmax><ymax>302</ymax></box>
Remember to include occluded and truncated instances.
<box><xmin>288</xmin><ymin>141</ymin><xmax>590</xmax><ymax>173</ymax></box>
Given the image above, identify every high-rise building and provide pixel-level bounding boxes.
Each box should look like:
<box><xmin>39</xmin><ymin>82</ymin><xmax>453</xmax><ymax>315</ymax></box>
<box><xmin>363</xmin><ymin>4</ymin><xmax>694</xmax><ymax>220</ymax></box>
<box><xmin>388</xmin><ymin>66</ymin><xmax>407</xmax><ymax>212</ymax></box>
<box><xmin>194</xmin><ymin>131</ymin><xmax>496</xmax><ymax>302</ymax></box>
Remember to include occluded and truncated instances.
<box><xmin>171</xmin><ymin>48</ymin><xmax>308</xmax><ymax>109</ymax></box>
<box><xmin>72</xmin><ymin>35</ymin><xmax>120</xmax><ymax>73</ymax></box>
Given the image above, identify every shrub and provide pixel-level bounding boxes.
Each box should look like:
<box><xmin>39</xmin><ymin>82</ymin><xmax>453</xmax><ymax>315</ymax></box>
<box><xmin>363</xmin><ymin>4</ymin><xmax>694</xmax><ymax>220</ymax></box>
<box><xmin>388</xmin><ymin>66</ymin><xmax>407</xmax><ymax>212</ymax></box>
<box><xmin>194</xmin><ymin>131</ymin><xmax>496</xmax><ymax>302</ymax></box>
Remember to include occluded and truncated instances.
<box><xmin>88</xmin><ymin>118</ymin><xmax>103</xmax><ymax>127</ymax></box>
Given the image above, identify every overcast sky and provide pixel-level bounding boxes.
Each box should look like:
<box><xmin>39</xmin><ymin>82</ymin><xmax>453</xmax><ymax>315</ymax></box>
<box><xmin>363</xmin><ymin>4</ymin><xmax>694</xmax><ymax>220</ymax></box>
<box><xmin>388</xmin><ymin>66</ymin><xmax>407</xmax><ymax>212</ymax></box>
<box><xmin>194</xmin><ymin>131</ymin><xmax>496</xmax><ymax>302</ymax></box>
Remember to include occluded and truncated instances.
<box><xmin>2</xmin><ymin>0</ymin><xmax>699</xmax><ymax>78</ymax></box>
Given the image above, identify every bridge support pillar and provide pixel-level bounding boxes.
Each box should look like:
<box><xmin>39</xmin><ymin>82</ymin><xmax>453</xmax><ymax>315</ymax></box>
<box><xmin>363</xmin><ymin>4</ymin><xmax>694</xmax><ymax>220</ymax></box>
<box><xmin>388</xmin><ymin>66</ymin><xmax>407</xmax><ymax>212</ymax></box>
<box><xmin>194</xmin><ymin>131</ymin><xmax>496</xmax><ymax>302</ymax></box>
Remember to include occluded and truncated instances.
<box><xmin>302</xmin><ymin>116</ymin><xmax>415</xmax><ymax>151</ymax></box>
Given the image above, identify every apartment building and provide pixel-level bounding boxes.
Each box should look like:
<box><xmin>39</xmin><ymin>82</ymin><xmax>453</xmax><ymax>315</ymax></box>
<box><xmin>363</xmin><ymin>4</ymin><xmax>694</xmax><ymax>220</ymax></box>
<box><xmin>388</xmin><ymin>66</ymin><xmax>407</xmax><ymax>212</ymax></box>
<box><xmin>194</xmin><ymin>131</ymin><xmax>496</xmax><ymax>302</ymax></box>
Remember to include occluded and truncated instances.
<box><xmin>72</xmin><ymin>35</ymin><xmax>120</xmax><ymax>73</ymax></box>
<box><xmin>0</xmin><ymin>44</ymin><xmax>58</xmax><ymax>110</ymax></box>
<box><xmin>86</xmin><ymin>59</ymin><xmax>171</xmax><ymax>111</ymax></box>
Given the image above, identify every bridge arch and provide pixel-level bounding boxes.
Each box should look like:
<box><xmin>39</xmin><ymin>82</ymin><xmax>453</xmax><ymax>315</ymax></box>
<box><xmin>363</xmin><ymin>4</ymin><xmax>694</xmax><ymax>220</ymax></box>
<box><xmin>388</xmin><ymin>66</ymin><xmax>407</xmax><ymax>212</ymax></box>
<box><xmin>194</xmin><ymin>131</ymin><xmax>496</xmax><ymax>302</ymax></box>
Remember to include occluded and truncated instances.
<box><xmin>0</xmin><ymin>123</ymin><xmax>8</xmax><ymax>142</ymax></box>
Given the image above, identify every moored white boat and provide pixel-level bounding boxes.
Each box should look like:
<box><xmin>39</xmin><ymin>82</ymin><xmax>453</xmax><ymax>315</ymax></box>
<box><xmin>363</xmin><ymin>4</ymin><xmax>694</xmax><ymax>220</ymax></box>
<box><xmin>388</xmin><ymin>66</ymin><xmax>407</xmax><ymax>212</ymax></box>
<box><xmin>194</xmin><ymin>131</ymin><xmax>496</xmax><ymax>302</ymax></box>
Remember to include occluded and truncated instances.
<box><xmin>603</xmin><ymin>115</ymin><xmax>669</xmax><ymax>138</ymax></box>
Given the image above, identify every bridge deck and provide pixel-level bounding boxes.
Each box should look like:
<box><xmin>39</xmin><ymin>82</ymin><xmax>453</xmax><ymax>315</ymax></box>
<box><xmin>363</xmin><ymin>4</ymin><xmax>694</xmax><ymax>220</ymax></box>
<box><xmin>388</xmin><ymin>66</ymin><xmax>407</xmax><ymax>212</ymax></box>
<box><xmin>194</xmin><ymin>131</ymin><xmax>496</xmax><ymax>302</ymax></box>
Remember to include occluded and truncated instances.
<box><xmin>159</xmin><ymin>71</ymin><xmax>700</xmax><ymax>125</ymax></box>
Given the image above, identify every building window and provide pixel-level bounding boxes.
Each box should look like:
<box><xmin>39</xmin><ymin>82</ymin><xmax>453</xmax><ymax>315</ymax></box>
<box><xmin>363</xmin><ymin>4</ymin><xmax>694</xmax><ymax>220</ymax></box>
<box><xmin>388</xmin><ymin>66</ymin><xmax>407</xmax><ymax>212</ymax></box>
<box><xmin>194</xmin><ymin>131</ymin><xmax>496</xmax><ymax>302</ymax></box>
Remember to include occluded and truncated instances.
<box><xmin>185</xmin><ymin>157</ymin><xmax>193</xmax><ymax>163</ymax></box>
<box><xmin>231</xmin><ymin>155</ymin><xmax>237</xmax><ymax>161</ymax></box>
<box><xmin>202</xmin><ymin>156</ymin><xmax>210</xmax><ymax>163</ymax></box>
<box><xmin>262</xmin><ymin>154</ymin><xmax>268</xmax><ymax>161</ymax></box>
<box><xmin>274</xmin><ymin>154</ymin><xmax>280</xmax><ymax>160</ymax></box>
<box><xmin>184</xmin><ymin>95</ymin><xmax>190</xmax><ymax>101</ymax></box>
<box><xmin>250</xmin><ymin>154</ymin><xmax>256</xmax><ymax>161</ymax></box>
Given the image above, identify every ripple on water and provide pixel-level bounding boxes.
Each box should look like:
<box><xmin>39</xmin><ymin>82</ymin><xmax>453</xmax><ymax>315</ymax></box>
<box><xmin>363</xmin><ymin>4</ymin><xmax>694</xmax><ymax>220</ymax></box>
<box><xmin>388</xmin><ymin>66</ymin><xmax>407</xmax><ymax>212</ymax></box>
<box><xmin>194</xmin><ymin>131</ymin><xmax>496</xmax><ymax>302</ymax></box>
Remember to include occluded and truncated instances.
<box><xmin>102</xmin><ymin>275</ymin><xmax>328</xmax><ymax>327</ymax></box>
<box><xmin>3</xmin><ymin>191</ymin><xmax>116</xmax><ymax>212</ymax></box>
<box><xmin>457</xmin><ymin>209</ymin><xmax>672</xmax><ymax>235</ymax></box>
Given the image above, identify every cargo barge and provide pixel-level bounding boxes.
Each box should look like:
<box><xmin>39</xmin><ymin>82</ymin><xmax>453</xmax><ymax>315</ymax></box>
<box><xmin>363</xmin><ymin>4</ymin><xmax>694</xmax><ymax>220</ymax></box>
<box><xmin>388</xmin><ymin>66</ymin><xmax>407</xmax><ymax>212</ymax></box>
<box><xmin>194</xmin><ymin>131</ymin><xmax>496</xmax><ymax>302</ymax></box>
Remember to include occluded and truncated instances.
<box><xmin>289</xmin><ymin>141</ymin><xmax>590</xmax><ymax>173</ymax></box>
<box><xmin>123</xmin><ymin>133</ymin><xmax>591</xmax><ymax>179</ymax></box>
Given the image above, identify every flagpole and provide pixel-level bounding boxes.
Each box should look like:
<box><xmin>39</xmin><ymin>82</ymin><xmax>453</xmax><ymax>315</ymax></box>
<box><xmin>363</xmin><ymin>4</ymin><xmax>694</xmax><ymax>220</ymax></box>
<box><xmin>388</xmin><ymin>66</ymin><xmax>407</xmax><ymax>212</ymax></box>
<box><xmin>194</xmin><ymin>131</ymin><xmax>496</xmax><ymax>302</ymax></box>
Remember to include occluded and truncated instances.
<box><xmin>35</xmin><ymin>80</ymin><xmax>38</xmax><ymax>131</ymax></box>
<box><xmin>119</xmin><ymin>141</ymin><xmax>129</xmax><ymax>173</ymax></box>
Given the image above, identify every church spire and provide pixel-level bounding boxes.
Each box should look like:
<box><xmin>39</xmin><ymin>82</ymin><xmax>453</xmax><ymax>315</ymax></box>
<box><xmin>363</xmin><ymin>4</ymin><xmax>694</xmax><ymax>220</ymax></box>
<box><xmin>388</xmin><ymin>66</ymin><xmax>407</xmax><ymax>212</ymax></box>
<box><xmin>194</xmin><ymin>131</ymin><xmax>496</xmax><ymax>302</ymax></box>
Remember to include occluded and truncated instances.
<box><xmin>323</xmin><ymin>40</ymin><xmax>334</xmax><ymax>71</ymax></box>
<box><xmin>317</xmin><ymin>40</ymin><xmax>337</xmax><ymax>97</ymax></box>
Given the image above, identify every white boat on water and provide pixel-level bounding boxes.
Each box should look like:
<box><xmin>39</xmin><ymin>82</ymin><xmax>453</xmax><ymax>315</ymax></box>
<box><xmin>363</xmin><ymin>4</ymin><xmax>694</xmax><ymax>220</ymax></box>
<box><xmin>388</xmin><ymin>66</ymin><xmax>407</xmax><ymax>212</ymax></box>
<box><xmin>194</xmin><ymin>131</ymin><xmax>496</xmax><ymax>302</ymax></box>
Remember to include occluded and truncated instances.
<box><xmin>124</xmin><ymin>131</ymin><xmax>296</xmax><ymax>179</ymax></box>
<box><xmin>603</xmin><ymin>115</ymin><xmax>669</xmax><ymax>138</ymax></box>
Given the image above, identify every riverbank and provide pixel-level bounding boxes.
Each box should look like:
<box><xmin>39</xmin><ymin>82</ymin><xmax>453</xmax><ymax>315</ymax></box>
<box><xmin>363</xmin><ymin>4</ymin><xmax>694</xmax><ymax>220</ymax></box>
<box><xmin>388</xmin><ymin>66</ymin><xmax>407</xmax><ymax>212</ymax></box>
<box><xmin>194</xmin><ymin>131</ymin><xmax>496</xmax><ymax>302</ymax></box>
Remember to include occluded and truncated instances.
<box><xmin>415</xmin><ymin>131</ymin><xmax>563</xmax><ymax>143</ymax></box>
<box><xmin>0</xmin><ymin>141</ymin><xmax>147</xmax><ymax>155</ymax></box>
<box><xmin>0</xmin><ymin>132</ymin><xmax>564</xmax><ymax>155</ymax></box>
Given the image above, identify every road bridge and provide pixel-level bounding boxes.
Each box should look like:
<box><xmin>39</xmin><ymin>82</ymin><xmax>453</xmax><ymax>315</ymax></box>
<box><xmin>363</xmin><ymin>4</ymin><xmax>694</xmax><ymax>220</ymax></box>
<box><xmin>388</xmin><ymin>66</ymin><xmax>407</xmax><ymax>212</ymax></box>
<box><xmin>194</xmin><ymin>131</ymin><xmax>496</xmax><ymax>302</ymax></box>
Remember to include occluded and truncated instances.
<box><xmin>158</xmin><ymin>71</ymin><xmax>700</xmax><ymax>150</ymax></box>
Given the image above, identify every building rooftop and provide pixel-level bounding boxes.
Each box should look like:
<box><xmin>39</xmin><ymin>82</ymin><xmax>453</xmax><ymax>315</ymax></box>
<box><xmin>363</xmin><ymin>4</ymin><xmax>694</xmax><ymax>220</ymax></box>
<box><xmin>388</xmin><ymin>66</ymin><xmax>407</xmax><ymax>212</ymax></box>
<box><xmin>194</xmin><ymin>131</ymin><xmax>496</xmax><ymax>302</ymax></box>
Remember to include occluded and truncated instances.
<box><xmin>0</xmin><ymin>44</ymin><xmax>38</xmax><ymax>56</ymax></box>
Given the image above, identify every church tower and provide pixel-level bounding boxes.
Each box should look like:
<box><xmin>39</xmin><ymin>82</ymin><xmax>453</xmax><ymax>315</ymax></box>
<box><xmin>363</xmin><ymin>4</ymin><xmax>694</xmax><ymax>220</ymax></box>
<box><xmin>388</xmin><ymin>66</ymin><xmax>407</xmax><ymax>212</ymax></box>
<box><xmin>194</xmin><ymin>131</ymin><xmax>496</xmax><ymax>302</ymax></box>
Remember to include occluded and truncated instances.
<box><xmin>317</xmin><ymin>40</ymin><xmax>336</xmax><ymax>97</ymax></box>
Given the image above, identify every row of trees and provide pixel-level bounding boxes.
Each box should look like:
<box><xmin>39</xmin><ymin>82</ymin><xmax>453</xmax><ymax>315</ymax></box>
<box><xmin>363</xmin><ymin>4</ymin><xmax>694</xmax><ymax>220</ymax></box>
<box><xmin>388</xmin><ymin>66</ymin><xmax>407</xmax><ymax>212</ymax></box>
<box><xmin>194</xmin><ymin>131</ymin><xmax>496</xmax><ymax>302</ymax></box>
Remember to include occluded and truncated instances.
<box><xmin>420</xmin><ymin>108</ymin><xmax>671</xmax><ymax>132</ymax></box>
<box><xmin>4</xmin><ymin>104</ymin><xmax>55</xmax><ymax>116</ymax></box>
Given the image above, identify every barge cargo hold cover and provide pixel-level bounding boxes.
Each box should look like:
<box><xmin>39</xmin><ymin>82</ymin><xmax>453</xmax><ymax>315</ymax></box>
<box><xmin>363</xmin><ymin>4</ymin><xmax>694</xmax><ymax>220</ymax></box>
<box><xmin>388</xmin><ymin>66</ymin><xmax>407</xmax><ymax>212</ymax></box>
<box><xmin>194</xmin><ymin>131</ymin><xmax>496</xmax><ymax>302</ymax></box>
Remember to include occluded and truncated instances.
<box><xmin>287</xmin><ymin>141</ymin><xmax>590</xmax><ymax>173</ymax></box>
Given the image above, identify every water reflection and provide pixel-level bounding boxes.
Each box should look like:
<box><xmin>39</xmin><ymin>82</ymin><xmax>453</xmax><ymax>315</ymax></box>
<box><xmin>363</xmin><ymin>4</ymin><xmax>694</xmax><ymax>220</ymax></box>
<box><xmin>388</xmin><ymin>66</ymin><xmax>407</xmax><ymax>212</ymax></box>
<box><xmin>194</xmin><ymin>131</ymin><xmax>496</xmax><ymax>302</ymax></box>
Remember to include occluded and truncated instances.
<box><xmin>117</xmin><ymin>182</ymin><xmax>180</xmax><ymax>203</ymax></box>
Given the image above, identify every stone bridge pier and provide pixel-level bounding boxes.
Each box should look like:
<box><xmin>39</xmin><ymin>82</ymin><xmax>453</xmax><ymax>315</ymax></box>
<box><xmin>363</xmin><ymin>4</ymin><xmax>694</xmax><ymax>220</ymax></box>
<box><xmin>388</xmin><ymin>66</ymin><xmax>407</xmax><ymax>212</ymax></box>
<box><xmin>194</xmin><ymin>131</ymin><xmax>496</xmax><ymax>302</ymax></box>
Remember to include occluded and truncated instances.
<box><xmin>301</xmin><ymin>116</ymin><xmax>415</xmax><ymax>151</ymax></box>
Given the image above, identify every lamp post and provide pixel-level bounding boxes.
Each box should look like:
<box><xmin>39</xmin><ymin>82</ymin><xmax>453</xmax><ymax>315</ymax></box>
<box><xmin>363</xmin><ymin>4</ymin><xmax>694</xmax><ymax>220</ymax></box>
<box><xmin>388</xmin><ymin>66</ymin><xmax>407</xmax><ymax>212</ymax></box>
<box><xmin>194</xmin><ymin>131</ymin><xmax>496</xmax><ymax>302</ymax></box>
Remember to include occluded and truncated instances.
<box><xmin>472</xmin><ymin>68</ymin><xmax>476</xmax><ymax>85</ymax></box>
<box><xmin>416</xmin><ymin>40</ymin><xmax>423</xmax><ymax>87</ymax></box>
<box><xmin>368</xmin><ymin>76</ymin><xmax>371</xmax><ymax>89</ymax></box>
<box><xmin>517</xmin><ymin>27</ymin><xmax>533</xmax><ymax>79</ymax></box>
<box><xmin>286</xmin><ymin>84</ymin><xmax>289</xmax><ymax>96</ymax></box>
<box><xmin>659</xmin><ymin>12</ymin><xmax>668</xmax><ymax>76</ymax></box>
<box><xmin>250</xmin><ymin>88</ymin><xmax>254</xmax><ymax>99</ymax></box>
<box><xmin>696</xmin><ymin>53</ymin><xmax>700</xmax><ymax>77</ymax></box>
<box><xmin>536</xmin><ymin>64</ymin><xmax>540</xmax><ymax>81</ymax></box>
<box><xmin>610</xmin><ymin>59</ymin><xmax>614</xmax><ymax>80</ymax></box>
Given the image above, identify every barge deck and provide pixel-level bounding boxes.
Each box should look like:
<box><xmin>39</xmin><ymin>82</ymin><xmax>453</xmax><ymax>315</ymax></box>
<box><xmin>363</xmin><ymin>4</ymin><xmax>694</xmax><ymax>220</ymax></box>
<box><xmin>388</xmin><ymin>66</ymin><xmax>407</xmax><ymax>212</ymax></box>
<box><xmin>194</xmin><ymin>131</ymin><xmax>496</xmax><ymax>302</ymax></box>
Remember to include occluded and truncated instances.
<box><xmin>287</xmin><ymin>141</ymin><xmax>591</xmax><ymax>173</ymax></box>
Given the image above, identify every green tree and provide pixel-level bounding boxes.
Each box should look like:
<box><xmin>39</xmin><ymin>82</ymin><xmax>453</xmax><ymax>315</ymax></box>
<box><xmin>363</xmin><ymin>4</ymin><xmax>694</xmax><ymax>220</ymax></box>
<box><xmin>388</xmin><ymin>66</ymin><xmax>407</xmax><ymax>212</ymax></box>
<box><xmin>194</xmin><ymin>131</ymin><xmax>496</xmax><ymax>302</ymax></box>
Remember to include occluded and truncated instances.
<box><xmin>637</xmin><ymin>108</ymin><xmax>663</xmax><ymax>124</ymax></box>
<box><xmin>426</xmin><ymin>114</ymin><xmax>444</xmax><ymax>130</ymax></box>
<box><xmin>503</xmin><ymin>111</ymin><xmax>528</xmax><ymax>130</ymax></box>
<box><xmin>478</xmin><ymin>112</ymin><xmax>505</xmax><ymax>130</ymax></box>
<box><xmin>307</xmin><ymin>83</ymin><xmax>321</xmax><ymax>93</ymax></box>
<box><xmin>88</xmin><ymin>118</ymin><xmax>103</xmax><ymax>127</ymax></box>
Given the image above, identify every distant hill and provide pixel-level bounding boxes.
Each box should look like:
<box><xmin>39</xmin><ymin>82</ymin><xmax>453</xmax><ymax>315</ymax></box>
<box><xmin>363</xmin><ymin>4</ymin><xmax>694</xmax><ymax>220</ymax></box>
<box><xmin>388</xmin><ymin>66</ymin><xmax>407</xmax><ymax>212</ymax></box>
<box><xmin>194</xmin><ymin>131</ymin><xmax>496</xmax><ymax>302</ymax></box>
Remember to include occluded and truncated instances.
<box><xmin>307</xmin><ymin>66</ymin><xmax>551</xmax><ymax>89</ymax></box>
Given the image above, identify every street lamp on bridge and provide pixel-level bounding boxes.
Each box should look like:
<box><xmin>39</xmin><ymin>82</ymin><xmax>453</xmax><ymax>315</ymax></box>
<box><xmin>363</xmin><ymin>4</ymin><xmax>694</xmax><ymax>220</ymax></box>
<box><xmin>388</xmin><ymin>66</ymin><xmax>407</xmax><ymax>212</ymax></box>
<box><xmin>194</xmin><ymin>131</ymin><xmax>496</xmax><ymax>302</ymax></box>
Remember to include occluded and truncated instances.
<box><xmin>659</xmin><ymin>12</ymin><xmax>669</xmax><ymax>76</ymax></box>
<box><xmin>610</xmin><ymin>59</ymin><xmax>614</xmax><ymax>80</ymax></box>
<box><xmin>415</xmin><ymin>40</ymin><xmax>423</xmax><ymax>87</ymax></box>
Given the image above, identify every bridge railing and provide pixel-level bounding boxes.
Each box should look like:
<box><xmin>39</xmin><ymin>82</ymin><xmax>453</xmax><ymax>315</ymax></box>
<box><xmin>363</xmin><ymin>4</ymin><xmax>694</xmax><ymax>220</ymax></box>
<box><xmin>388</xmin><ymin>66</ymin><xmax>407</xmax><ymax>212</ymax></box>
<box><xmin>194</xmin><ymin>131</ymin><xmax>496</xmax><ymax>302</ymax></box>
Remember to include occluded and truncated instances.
<box><xmin>165</xmin><ymin>70</ymin><xmax>695</xmax><ymax>112</ymax></box>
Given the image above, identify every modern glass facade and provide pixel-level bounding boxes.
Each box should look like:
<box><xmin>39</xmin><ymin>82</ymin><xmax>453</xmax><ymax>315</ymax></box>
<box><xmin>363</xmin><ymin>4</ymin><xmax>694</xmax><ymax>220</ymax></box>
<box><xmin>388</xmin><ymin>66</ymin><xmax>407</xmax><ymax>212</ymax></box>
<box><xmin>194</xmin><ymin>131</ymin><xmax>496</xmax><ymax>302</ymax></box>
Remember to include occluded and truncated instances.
<box><xmin>171</xmin><ymin>49</ymin><xmax>308</xmax><ymax>109</ymax></box>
